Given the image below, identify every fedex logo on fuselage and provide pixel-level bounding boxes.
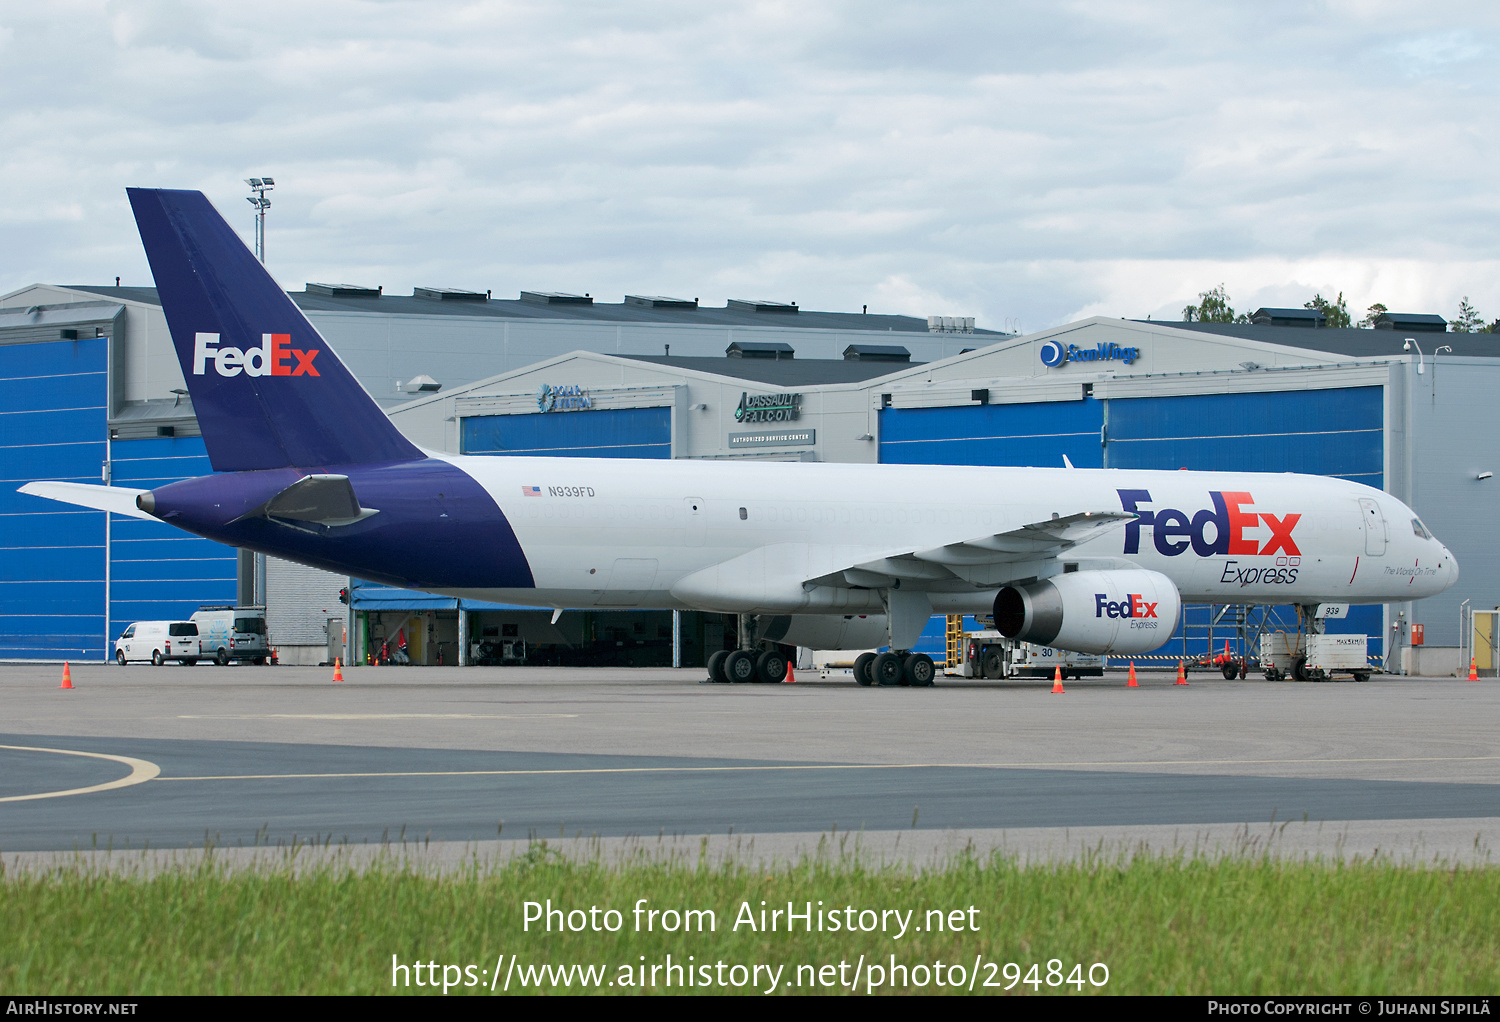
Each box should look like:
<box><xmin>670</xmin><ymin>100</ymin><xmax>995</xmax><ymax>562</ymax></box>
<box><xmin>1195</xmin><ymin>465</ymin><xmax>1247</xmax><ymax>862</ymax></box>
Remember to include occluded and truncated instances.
<box><xmin>1117</xmin><ymin>489</ymin><xmax>1300</xmax><ymax>557</ymax></box>
<box><xmin>192</xmin><ymin>332</ymin><xmax>320</xmax><ymax>377</ymax></box>
<box><xmin>1096</xmin><ymin>593</ymin><xmax>1157</xmax><ymax>619</ymax></box>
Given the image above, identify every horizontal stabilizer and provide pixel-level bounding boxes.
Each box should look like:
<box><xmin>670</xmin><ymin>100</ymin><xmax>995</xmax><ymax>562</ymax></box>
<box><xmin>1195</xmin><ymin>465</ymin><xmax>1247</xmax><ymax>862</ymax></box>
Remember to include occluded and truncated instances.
<box><xmin>18</xmin><ymin>481</ymin><xmax>157</xmax><ymax>520</ymax></box>
<box><xmin>234</xmin><ymin>474</ymin><xmax>379</xmax><ymax>527</ymax></box>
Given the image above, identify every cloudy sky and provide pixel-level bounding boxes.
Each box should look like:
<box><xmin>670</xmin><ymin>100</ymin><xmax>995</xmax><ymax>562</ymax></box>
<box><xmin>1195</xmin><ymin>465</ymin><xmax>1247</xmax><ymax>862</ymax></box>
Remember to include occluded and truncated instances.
<box><xmin>2</xmin><ymin>1</ymin><xmax>1497</xmax><ymax>331</ymax></box>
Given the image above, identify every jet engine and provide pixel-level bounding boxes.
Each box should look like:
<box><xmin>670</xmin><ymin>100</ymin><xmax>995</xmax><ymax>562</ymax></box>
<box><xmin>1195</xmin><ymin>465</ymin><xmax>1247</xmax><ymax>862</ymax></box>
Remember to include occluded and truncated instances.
<box><xmin>993</xmin><ymin>569</ymin><xmax>1180</xmax><ymax>655</ymax></box>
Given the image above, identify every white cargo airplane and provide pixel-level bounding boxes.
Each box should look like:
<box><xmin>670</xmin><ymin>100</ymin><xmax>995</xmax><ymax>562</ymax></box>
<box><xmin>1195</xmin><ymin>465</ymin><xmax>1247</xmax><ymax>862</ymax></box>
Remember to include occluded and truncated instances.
<box><xmin>21</xmin><ymin>190</ymin><xmax>1458</xmax><ymax>687</ymax></box>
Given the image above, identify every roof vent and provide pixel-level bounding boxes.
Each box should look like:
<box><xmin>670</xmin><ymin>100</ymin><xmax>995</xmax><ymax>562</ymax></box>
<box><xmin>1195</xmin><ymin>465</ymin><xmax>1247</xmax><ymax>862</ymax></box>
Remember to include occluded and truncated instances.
<box><xmin>406</xmin><ymin>374</ymin><xmax>441</xmax><ymax>393</ymax></box>
<box><xmin>927</xmin><ymin>316</ymin><xmax>974</xmax><ymax>333</ymax></box>
<box><xmin>1249</xmin><ymin>307</ymin><xmax>1324</xmax><ymax>328</ymax></box>
<box><xmin>843</xmin><ymin>344</ymin><xmax>911</xmax><ymax>362</ymax></box>
<box><xmin>625</xmin><ymin>295</ymin><xmax>698</xmax><ymax>309</ymax></box>
<box><xmin>727</xmin><ymin>299</ymin><xmax>798</xmax><ymax>314</ymax></box>
<box><xmin>726</xmin><ymin>340</ymin><xmax>795</xmax><ymax>360</ymax></box>
<box><xmin>520</xmin><ymin>291</ymin><xmax>593</xmax><ymax>306</ymax></box>
<box><xmin>1373</xmin><ymin>312</ymin><xmax>1448</xmax><ymax>333</ymax></box>
<box><xmin>306</xmin><ymin>283</ymin><xmax>382</xmax><ymax>298</ymax></box>
<box><xmin>413</xmin><ymin>287</ymin><xmax>487</xmax><ymax>301</ymax></box>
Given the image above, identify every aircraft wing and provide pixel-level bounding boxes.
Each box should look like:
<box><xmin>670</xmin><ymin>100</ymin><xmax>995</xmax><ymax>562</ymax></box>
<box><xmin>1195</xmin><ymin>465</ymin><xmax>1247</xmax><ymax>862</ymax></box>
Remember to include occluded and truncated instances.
<box><xmin>17</xmin><ymin>481</ymin><xmax>158</xmax><ymax>521</ymax></box>
<box><xmin>806</xmin><ymin>510</ymin><xmax>1137</xmax><ymax>589</ymax></box>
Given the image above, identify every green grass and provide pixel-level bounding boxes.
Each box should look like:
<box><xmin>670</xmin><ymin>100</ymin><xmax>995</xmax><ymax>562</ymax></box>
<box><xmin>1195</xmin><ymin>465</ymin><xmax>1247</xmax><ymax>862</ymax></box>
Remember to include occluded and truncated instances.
<box><xmin>3</xmin><ymin>843</ymin><xmax>1497</xmax><ymax>995</ymax></box>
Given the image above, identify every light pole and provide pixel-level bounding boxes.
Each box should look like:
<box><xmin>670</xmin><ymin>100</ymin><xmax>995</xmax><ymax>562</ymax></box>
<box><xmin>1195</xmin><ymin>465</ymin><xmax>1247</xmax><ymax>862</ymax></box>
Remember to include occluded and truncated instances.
<box><xmin>244</xmin><ymin>177</ymin><xmax>274</xmax><ymax>609</ymax></box>
<box><xmin>245</xmin><ymin>177</ymin><xmax>274</xmax><ymax>263</ymax></box>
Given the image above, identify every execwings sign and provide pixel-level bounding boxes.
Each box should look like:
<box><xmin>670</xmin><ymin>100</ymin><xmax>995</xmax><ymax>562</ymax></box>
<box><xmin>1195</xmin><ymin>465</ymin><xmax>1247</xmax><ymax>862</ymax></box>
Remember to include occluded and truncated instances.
<box><xmin>1118</xmin><ymin>489</ymin><xmax>1304</xmax><ymax>587</ymax></box>
<box><xmin>1039</xmin><ymin>341</ymin><xmax>1141</xmax><ymax>368</ymax></box>
<box><xmin>193</xmin><ymin>332</ymin><xmax>319</xmax><ymax>377</ymax></box>
<box><xmin>537</xmin><ymin>384</ymin><xmax>592</xmax><ymax>413</ymax></box>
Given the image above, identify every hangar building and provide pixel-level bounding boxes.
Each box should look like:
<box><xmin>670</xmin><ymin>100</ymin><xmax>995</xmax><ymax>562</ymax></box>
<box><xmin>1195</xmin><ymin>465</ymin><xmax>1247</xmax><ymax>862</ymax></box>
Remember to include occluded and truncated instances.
<box><xmin>1</xmin><ymin>279</ymin><xmax>1489</xmax><ymax>675</ymax></box>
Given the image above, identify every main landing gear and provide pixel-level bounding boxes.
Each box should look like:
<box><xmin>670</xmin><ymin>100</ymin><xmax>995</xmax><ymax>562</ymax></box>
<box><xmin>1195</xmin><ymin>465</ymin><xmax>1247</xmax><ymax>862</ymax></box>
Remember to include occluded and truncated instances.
<box><xmin>705</xmin><ymin>646</ymin><xmax>789</xmax><ymax>685</ymax></box>
<box><xmin>853</xmin><ymin>650</ymin><xmax>936</xmax><ymax>688</ymax></box>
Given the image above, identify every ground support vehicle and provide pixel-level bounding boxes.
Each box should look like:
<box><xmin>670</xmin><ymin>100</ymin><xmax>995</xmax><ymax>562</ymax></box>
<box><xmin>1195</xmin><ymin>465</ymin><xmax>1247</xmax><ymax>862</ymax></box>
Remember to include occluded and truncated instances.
<box><xmin>114</xmin><ymin>621</ymin><xmax>201</xmax><ymax>665</ymax></box>
<box><xmin>190</xmin><ymin>606</ymin><xmax>270</xmax><ymax>665</ymax></box>
<box><xmin>1261</xmin><ymin>632</ymin><xmax>1371</xmax><ymax>682</ymax></box>
<box><xmin>944</xmin><ymin>617</ymin><xmax>1102</xmax><ymax>680</ymax></box>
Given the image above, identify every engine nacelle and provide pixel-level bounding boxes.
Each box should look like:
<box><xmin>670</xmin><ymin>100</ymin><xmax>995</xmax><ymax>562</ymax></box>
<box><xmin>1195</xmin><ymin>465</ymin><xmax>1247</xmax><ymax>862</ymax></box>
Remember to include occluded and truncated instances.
<box><xmin>993</xmin><ymin>569</ymin><xmax>1180</xmax><ymax>655</ymax></box>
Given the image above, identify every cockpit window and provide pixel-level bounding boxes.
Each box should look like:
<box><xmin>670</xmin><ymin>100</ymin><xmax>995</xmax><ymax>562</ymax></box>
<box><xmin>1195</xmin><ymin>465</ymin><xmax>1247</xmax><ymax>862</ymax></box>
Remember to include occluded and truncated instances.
<box><xmin>1412</xmin><ymin>518</ymin><xmax>1431</xmax><ymax>539</ymax></box>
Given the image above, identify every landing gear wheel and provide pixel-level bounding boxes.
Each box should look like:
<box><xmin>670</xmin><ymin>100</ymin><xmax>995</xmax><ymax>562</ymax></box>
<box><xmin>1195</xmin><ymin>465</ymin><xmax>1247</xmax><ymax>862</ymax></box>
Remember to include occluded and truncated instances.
<box><xmin>903</xmin><ymin>653</ymin><xmax>936</xmax><ymax>687</ymax></box>
<box><xmin>116</xmin><ymin>650</ymin><xmax>126</xmax><ymax>666</ymax></box>
<box><xmin>724</xmin><ymin>649</ymin><xmax>756</xmax><ymax>683</ymax></box>
<box><xmin>1291</xmin><ymin>655</ymin><xmax>1308</xmax><ymax>681</ymax></box>
<box><xmin>1222</xmin><ymin>663</ymin><xmax>1238</xmax><ymax>680</ymax></box>
<box><xmin>215</xmin><ymin>648</ymin><xmax>230</xmax><ymax>666</ymax></box>
<box><xmin>873</xmin><ymin>651</ymin><xmax>905</xmax><ymax>687</ymax></box>
<box><xmin>151</xmin><ymin>649</ymin><xmax>164</xmax><ymax>666</ymax></box>
<box><xmin>706</xmin><ymin>650</ymin><xmax>729</xmax><ymax>684</ymax></box>
<box><xmin>981</xmin><ymin>648</ymin><xmax>1004</xmax><ymax>680</ymax></box>
<box><xmin>853</xmin><ymin>652</ymin><xmax>876</xmax><ymax>687</ymax></box>
<box><xmin>754</xmin><ymin>648</ymin><xmax>787</xmax><ymax>684</ymax></box>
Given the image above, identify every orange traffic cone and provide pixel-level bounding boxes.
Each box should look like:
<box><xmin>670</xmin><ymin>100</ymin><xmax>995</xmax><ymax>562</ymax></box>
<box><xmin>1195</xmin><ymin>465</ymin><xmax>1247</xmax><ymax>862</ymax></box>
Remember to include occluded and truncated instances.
<box><xmin>1175</xmin><ymin>660</ymin><xmax>1189</xmax><ymax>686</ymax></box>
<box><xmin>1469</xmin><ymin>658</ymin><xmax>1479</xmax><ymax>681</ymax></box>
<box><xmin>1051</xmin><ymin>666</ymin><xmax>1065</xmax><ymax>694</ymax></box>
<box><xmin>59</xmin><ymin>662</ymin><xmax>73</xmax><ymax>690</ymax></box>
<box><xmin>332</xmin><ymin>657</ymin><xmax>344</xmax><ymax>683</ymax></box>
<box><xmin>1127</xmin><ymin>662</ymin><xmax>1138</xmax><ymax>688</ymax></box>
<box><xmin>783</xmin><ymin>658</ymin><xmax>796</xmax><ymax>684</ymax></box>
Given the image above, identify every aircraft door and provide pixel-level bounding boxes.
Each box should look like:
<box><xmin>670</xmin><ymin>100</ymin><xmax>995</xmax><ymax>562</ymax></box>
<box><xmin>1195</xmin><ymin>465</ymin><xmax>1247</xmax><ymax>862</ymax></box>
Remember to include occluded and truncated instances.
<box><xmin>1358</xmin><ymin>498</ymin><xmax>1387</xmax><ymax>556</ymax></box>
<box><xmin>683</xmin><ymin>497</ymin><xmax>705</xmax><ymax>547</ymax></box>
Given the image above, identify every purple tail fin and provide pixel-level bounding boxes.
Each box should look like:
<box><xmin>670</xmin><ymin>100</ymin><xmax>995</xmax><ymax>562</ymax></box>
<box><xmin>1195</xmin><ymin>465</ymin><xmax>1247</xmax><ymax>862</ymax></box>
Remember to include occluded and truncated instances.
<box><xmin>128</xmin><ymin>188</ymin><xmax>422</xmax><ymax>471</ymax></box>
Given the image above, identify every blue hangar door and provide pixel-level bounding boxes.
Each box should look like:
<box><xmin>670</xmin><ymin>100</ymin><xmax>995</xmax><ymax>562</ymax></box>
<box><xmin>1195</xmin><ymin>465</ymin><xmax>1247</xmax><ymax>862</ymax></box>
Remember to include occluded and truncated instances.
<box><xmin>1</xmin><ymin>337</ymin><xmax>241</xmax><ymax>661</ymax></box>
<box><xmin>1105</xmin><ymin>386</ymin><xmax>1385</xmax><ymax>656</ymax></box>
<box><xmin>462</xmin><ymin>407</ymin><xmax>672</xmax><ymax>459</ymax></box>
<box><xmin>875</xmin><ymin>387</ymin><xmax>1385</xmax><ymax>660</ymax></box>
<box><xmin>1</xmin><ymin>338</ymin><xmax>109</xmax><ymax>659</ymax></box>
<box><xmin>878</xmin><ymin>397</ymin><xmax>1104</xmax><ymax>658</ymax></box>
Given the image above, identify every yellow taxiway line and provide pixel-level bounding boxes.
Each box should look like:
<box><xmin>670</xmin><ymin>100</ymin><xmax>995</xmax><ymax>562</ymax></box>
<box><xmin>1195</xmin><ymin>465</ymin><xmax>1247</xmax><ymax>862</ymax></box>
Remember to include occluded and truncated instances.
<box><xmin>0</xmin><ymin>744</ymin><xmax>161</xmax><ymax>802</ymax></box>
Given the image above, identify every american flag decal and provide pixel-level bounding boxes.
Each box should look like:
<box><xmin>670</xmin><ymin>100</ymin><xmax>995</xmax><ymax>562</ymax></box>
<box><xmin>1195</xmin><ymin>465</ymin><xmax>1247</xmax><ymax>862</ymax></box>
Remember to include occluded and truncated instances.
<box><xmin>522</xmin><ymin>486</ymin><xmax>541</xmax><ymax>496</ymax></box>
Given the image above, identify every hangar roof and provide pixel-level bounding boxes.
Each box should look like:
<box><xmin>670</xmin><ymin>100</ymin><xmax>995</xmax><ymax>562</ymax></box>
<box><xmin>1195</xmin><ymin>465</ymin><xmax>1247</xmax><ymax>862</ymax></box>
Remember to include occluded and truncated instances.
<box><xmin>620</xmin><ymin>354</ymin><xmax>919</xmax><ymax>385</ymax></box>
<box><xmin>1151</xmin><ymin>321</ymin><xmax>1500</xmax><ymax>358</ymax></box>
<box><xmin>68</xmin><ymin>285</ymin><xmax>1000</xmax><ymax>336</ymax></box>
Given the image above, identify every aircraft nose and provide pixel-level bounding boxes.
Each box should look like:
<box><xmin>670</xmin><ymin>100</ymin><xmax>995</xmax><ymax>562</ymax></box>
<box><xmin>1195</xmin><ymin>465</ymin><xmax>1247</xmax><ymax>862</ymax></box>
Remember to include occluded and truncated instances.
<box><xmin>1445</xmin><ymin>547</ymin><xmax>1459</xmax><ymax>586</ymax></box>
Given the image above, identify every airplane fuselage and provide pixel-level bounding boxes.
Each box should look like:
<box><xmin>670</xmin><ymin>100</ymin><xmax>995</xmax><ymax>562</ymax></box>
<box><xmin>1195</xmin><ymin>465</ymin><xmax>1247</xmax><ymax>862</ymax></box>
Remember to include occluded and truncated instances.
<box><xmin>146</xmin><ymin>453</ymin><xmax>1456</xmax><ymax>616</ymax></box>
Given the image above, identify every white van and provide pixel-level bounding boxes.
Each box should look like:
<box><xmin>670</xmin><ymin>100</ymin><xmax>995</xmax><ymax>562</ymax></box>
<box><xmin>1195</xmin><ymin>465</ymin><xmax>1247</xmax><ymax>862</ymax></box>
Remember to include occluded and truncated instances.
<box><xmin>190</xmin><ymin>606</ymin><xmax>270</xmax><ymax>665</ymax></box>
<box><xmin>115</xmin><ymin>621</ymin><xmax>201</xmax><ymax>665</ymax></box>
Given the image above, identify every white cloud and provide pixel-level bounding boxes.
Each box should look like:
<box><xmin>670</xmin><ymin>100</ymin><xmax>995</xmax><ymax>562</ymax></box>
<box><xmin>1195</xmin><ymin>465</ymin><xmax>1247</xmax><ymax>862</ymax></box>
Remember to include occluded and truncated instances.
<box><xmin>2</xmin><ymin>1</ymin><xmax>1499</xmax><ymax>331</ymax></box>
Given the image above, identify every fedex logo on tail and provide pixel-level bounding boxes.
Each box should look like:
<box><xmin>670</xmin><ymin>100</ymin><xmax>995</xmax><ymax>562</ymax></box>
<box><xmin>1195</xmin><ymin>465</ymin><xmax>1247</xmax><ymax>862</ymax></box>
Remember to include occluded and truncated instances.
<box><xmin>193</xmin><ymin>332</ymin><xmax>320</xmax><ymax>377</ymax></box>
<box><xmin>1096</xmin><ymin>593</ymin><xmax>1158</xmax><ymax>619</ymax></box>
<box><xmin>1117</xmin><ymin>489</ymin><xmax>1300</xmax><ymax>557</ymax></box>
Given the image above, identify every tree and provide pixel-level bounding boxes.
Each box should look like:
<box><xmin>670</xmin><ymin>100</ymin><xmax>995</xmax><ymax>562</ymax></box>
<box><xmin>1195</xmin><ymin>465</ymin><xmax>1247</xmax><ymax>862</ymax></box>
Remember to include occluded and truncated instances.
<box><xmin>1182</xmin><ymin>284</ymin><xmax>1246</xmax><ymax>323</ymax></box>
<box><xmin>1358</xmin><ymin>302</ymin><xmax>1388</xmax><ymax>328</ymax></box>
<box><xmin>1451</xmin><ymin>296</ymin><xmax>1485</xmax><ymax>333</ymax></box>
<box><xmin>1304</xmin><ymin>292</ymin><xmax>1351</xmax><ymax>329</ymax></box>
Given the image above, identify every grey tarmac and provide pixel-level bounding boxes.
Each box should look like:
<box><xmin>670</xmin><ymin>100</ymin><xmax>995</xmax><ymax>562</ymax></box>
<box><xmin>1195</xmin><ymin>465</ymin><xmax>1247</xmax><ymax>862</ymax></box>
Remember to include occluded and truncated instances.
<box><xmin>1</xmin><ymin>663</ymin><xmax>1496</xmax><ymax>858</ymax></box>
